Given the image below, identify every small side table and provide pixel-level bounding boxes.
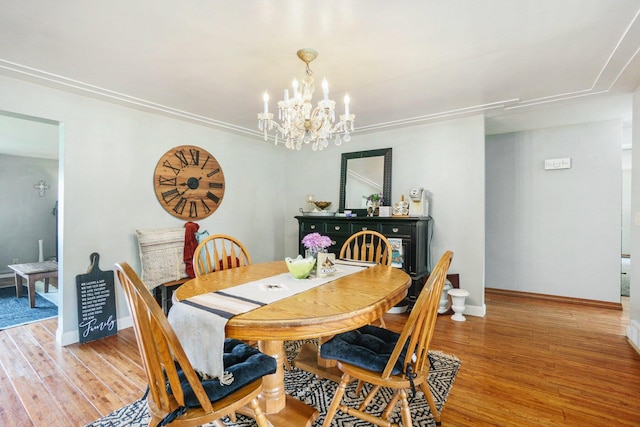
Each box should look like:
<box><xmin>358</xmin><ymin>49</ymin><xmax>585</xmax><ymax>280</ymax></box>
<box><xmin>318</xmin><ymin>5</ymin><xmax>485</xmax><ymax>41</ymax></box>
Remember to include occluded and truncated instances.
<box><xmin>8</xmin><ymin>261</ymin><xmax>58</xmax><ymax>308</ymax></box>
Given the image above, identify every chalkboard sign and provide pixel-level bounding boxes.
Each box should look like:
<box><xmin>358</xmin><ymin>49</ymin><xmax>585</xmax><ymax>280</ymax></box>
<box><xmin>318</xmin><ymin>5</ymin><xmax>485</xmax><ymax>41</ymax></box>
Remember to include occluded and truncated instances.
<box><xmin>76</xmin><ymin>252</ymin><xmax>118</xmax><ymax>343</ymax></box>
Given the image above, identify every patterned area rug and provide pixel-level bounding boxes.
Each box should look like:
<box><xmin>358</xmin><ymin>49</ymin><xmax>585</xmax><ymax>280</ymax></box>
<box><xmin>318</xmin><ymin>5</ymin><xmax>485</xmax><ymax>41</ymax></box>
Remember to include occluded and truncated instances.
<box><xmin>86</xmin><ymin>341</ymin><xmax>460</xmax><ymax>427</ymax></box>
<box><xmin>0</xmin><ymin>284</ymin><xmax>58</xmax><ymax>330</ymax></box>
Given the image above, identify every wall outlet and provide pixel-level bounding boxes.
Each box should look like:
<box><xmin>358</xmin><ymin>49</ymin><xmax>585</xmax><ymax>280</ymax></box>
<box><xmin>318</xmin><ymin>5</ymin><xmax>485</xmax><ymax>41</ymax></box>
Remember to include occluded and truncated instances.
<box><xmin>12</xmin><ymin>258</ymin><xmax>19</xmax><ymax>264</ymax></box>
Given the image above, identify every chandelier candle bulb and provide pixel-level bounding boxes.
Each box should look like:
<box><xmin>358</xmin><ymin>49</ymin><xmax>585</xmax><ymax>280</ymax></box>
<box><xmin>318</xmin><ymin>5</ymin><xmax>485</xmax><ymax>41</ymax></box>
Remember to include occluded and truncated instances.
<box><xmin>344</xmin><ymin>94</ymin><xmax>350</xmax><ymax>116</ymax></box>
<box><xmin>263</xmin><ymin>92</ymin><xmax>269</xmax><ymax>114</ymax></box>
<box><xmin>292</xmin><ymin>79</ymin><xmax>299</xmax><ymax>98</ymax></box>
<box><xmin>322</xmin><ymin>78</ymin><xmax>329</xmax><ymax>101</ymax></box>
<box><xmin>284</xmin><ymin>89</ymin><xmax>289</xmax><ymax>101</ymax></box>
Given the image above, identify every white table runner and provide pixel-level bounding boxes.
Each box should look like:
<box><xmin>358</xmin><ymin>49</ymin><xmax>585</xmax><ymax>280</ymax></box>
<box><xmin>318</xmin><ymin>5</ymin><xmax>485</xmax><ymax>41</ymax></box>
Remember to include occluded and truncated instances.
<box><xmin>168</xmin><ymin>261</ymin><xmax>369</xmax><ymax>381</ymax></box>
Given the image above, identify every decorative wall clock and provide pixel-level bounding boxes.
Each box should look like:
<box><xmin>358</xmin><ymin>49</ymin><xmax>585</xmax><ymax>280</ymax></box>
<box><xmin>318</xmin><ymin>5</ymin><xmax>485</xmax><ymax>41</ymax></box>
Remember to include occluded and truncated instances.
<box><xmin>153</xmin><ymin>145</ymin><xmax>225</xmax><ymax>220</ymax></box>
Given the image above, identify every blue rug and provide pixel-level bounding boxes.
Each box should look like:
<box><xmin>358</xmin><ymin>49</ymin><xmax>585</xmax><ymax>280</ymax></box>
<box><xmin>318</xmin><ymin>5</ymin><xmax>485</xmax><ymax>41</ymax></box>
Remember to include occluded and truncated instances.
<box><xmin>0</xmin><ymin>285</ymin><xmax>58</xmax><ymax>330</ymax></box>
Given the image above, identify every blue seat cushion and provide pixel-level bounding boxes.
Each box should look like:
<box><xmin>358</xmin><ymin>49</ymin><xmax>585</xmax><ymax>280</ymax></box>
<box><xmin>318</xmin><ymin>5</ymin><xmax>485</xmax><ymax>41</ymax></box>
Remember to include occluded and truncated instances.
<box><xmin>320</xmin><ymin>325</ymin><xmax>406</xmax><ymax>375</ymax></box>
<box><xmin>170</xmin><ymin>338</ymin><xmax>277</xmax><ymax>407</ymax></box>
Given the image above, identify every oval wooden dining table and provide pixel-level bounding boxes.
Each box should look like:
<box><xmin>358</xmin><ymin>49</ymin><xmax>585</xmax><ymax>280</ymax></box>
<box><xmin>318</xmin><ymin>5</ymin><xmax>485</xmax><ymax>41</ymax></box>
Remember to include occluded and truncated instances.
<box><xmin>174</xmin><ymin>260</ymin><xmax>411</xmax><ymax>427</ymax></box>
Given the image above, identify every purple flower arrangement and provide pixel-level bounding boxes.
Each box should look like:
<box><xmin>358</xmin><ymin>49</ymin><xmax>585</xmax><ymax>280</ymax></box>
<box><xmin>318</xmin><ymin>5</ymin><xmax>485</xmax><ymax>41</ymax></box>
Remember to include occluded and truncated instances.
<box><xmin>301</xmin><ymin>232</ymin><xmax>332</xmax><ymax>251</ymax></box>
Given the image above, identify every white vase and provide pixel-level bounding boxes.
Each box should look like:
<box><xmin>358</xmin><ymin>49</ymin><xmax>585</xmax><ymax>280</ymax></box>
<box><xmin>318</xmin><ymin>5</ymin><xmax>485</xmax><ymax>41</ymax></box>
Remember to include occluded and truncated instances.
<box><xmin>305</xmin><ymin>248</ymin><xmax>327</xmax><ymax>274</ymax></box>
<box><xmin>448</xmin><ymin>288</ymin><xmax>470</xmax><ymax>321</ymax></box>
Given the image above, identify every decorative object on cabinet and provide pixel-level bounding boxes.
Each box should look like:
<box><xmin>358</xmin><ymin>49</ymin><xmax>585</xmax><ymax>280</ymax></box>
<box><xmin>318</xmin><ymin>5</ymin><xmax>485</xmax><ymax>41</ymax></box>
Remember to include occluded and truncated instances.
<box><xmin>313</xmin><ymin>200</ymin><xmax>332</xmax><ymax>210</ymax></box>
<box><xmin>409</xmin><ymin>187</ymin><xmax>430</xmax><ymax>217</ymax></box>
<box><xmin>388</xmin><ymin>238</ymin><xmax>403</xmax><ymax>268</ymax></box>
<box><xmin>258</xmin><ymin>48</ymin><xmax>355</xmax><ymax>151</ymax></box>
<box><xmin>295</xmin><ymin>215</ymin><xmax>431</xmax><ymax>300</ymax></box>
<box><xmin>339</xmin><ymin>148</ymin><xmax>392</xmax><ymax>217</ymax></box>
<box><xmin>393</xmin><ymin>195</ymin><xmax>409</xmax><ymax>216</ymax></box>
<box><xmin>366</xmin><ymin>193</ymin><xmax>383</xmax><ymax>216</ymax></box>
<box><xmin>153</xmin><ymin>145</ymin><xmax>225</xmax><ymax>220</ymax></box>
<box><xmin>299</xmin><ymin>208</ymin><xmax>336</xmax><ymax>217</ymax></box>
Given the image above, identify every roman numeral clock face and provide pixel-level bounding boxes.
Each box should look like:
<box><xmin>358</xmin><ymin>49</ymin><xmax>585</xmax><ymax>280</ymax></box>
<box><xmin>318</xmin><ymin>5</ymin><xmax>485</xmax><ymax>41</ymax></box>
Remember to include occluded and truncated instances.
<box><xmin>153</xmin><ymin>145</ymin><xmax>225</xmax><ymax>220</ymax></box>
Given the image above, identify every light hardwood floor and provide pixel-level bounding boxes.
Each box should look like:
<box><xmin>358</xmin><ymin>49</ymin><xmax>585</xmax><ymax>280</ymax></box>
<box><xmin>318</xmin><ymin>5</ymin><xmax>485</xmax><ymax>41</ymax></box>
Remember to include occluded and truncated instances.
<box><xmin>0</xmin><ymin>290</ymin><xmax>639</xmax><ymax>426</ymax></box>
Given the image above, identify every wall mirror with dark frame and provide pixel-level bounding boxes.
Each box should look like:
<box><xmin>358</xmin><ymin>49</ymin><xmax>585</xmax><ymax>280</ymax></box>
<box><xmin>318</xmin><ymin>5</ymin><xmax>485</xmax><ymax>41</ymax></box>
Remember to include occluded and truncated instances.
<box><xmin>339</xmin><ymin>148</ymin><xmax>392</xmax><ymax>216</ymax></box>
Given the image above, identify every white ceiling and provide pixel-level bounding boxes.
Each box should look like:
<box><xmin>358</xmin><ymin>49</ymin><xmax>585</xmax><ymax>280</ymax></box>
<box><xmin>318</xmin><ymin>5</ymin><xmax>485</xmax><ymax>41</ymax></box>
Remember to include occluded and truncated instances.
<box><xmin>1</xmin><ymin>0</ymin><xmax>640</xmax><ymax>157</ymax></box>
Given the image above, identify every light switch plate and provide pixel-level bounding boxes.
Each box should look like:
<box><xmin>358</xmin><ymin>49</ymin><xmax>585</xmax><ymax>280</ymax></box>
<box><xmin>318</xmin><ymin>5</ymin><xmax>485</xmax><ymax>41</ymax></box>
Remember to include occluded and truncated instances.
<box><xmin>544</xmin><ymin>157</ymin><xmax>571</xmax><ymax>170</ymax></box>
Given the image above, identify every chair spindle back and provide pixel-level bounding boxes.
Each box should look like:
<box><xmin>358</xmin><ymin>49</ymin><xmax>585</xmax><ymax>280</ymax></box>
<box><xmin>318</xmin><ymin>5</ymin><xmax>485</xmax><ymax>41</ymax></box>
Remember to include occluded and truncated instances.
<box><xmin>339</xmin><ymin>230</ymin><xmax>392</xmax><ymax>265</ymax></box>
<box><xmin>193</xmin><ymin>234</ymin><xmax>252</xmax><ymax>276</ymax></box>
<box><xmin>382</xmin><ymin>250</ymin><xmax>453</xmax><ymax>379</ymax></box>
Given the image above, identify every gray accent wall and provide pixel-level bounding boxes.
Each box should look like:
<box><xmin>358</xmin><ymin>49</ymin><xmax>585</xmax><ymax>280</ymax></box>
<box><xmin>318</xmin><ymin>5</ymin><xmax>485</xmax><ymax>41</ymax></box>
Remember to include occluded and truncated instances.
<box><xmin>486</xmin><ymin>121</ymin><xmax>622</xmax><ymax>303</ymax></box>
<box><xmin>0</xmin><ymin>154</ymin><xmax>58</xmax><ymax>273</ymax></box>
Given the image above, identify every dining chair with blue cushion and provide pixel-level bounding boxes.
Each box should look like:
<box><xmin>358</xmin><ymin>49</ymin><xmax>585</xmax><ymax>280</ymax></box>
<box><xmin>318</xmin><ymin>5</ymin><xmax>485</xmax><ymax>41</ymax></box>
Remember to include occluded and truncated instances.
<box><xmin>320</xmin><ymin>250</ymin><xmax>454</xmax><ymax>427</ymax></box>
<box><xmin>115</xmin><ymin>261</ymin><xmax>276</xmax><ymax>427</ymax></box>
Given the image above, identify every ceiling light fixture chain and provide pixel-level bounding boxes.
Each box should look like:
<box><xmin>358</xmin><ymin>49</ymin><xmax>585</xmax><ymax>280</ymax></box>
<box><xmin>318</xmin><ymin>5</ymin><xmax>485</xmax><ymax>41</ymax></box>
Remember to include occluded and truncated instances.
<box><xmin>258</xmin><ymin>48</ymin><xmax>355</xmax><ymax>151</ymax></box>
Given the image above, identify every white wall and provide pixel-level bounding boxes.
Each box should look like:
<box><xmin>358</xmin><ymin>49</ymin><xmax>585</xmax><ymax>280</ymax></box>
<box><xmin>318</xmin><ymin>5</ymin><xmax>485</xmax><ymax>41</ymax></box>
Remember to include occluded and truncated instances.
<box><xmin>5</xmin><ymin>70</ymin><xmax>628</xmax><ymax>344</ymax></box>
<box><xmin>622</xmin><ymin>124</ymin><xmax>632</xmax><ymax>255</ymax></box>
<box><xmin>0</xmin><ymin>75</ymin><xmax>285</xmax><ymax>345</ymax></box>
<box><xmin>628</xmin><ymin>89</ymin><xmax>640</xmax><ymax>349</ymax></box>
<box><xmin>486</xmin><ymin>121</ymin><xmax>622</xmax><ymax>302</ymax></box>
<box><xmin>284</xmin><ymin>115</ymin><xmax>487</xmax><ymax>316</ymax></box>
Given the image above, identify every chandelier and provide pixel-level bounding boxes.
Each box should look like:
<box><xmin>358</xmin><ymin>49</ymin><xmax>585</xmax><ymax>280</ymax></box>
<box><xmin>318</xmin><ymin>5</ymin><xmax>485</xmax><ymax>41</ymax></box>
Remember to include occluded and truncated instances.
<box><xmin>258</xmin><ymin>48</ymin><xmax>355</xmax><ymax>151</ymax></box>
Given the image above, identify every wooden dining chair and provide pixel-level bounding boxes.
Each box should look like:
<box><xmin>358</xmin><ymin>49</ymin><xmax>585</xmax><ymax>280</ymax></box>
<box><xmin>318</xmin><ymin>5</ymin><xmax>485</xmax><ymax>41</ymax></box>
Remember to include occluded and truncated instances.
<box><xmin>339</xmin><ymin>230</ymin><xmax>393</xmax><ymax>266</ymax></box>
<box><xmin>114</xmin><ymin>262</ymin><xmax>276</xmax><ymax>427</ymax></box>
<box><xmin>340</xmin><ymin>230</ymin><xmax>392</xmax><ymax>328</ymax></box>
<box><xmin>193</xmin><ymin>234</ymin><xmax>252</xmax><ymax>277</ymax></box>
<box><xmin>320</xmin><ymin>250</ymin><xmax>454</xmax><ymax>427</ymax></box>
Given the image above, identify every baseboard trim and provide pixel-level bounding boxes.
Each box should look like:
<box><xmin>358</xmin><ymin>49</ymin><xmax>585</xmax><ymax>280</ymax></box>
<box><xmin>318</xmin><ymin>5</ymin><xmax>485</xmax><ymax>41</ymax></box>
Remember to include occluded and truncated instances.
<box><xmin>486</xmin><ymin>288</ymin><xmax>622</xmax><ymax>311</ymax></box>
<box><xmin>58</xmin><ymin>315</ymin><xmax>133</xmax><ymax>346</ymax></box>
<box><xmin>627</xmin><ymin>320</ymin><xmax>640</xmax><ymax>355</ymax></box>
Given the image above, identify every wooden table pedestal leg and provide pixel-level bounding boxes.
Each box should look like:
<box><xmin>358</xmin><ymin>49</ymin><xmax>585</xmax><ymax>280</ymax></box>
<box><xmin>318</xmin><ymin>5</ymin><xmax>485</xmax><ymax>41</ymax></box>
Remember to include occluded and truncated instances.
<box><xmin>292</xmin><ymin>337</ymin><xmax>344</xmax><ymax>384</ymax></box>
<box><xmin>257</xmin><ymin>340</ymin><xmax>319</xmax><ymax>427</ymax></box>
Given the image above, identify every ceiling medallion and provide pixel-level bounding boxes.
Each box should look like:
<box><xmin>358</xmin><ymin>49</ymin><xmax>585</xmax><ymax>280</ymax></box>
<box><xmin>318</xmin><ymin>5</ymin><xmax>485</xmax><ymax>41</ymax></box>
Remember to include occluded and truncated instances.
<box><xmin>258</xmin><ymin>48</ymin><xmax>355</xmax><ymax>151</ymax></box>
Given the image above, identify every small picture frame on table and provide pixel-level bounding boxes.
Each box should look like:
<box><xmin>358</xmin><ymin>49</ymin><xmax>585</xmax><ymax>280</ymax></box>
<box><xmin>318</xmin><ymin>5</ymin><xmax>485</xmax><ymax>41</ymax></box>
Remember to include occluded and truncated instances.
<box><xmin>317</xmin><ymin>253</ymin><xmax>336</xmax><ymax>277</ymax></box>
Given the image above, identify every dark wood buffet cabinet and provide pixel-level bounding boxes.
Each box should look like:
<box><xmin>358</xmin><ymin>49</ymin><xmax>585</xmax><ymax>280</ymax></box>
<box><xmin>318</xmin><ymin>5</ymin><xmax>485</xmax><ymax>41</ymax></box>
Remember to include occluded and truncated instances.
<box><xmin>294</xmin><ymin>215</ymin><xmax>432</xmax><ymax>300</ymax></box>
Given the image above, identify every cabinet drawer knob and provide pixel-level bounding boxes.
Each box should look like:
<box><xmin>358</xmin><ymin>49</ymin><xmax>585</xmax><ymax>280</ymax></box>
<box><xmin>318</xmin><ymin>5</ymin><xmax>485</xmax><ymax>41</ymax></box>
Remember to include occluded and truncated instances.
<box><xmin>310</xmin><ymin>225</ymin><xmax>316</xmax><ymax>229</ymax></box>
<box><xmin>392</xmin><ymin>227</ymin><xmax>399</xmax><ymax>233</ymax></box>
<box><xmin>334</xmin><ymin>226</ymin><xmax>341</xmax><ymax>231</ymax></box>
<box><xmin>361</xmin><ymin>226</ymin><xmax>368</xmax><ymax>231</ymax></box>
